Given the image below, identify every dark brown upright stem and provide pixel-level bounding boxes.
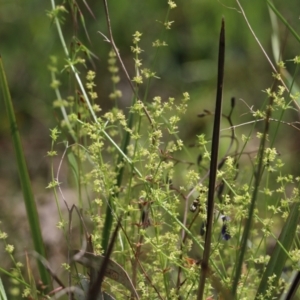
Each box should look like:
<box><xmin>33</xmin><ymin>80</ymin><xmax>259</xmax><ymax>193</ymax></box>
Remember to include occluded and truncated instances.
<box><xmin>197</xmin><ymin>17</ymin><xmax>225</xmax><ymax>300</ymax></box>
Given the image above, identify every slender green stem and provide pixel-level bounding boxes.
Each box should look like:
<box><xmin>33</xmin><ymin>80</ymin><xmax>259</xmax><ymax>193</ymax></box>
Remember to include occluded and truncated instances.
<box><xmin>232</xmin><ymin>89</ymin><xmax>273</xmax><ymax>299</ymax></box>
<box><xmin>266</xmin><ymin>0</ymin><xmax>300</xmax><ymax>44</ymax></box>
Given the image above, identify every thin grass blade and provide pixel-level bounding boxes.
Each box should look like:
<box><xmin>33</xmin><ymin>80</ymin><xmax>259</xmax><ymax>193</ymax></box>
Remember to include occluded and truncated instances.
<box><xmin>0</xmin><ymin>56</ymin><xmax>51</xmax><ymax>290</ymax></box>
<box><xmin>231</xmin><ymin>67</ymin><xmax>275</xmax><ymax>298</ymax></box>
<box><xmin>266</xmin><ymin>0</ymin><xmax>300</xmax><ymax>44</ymax></box>
<box><xmin>101</xmin><ymin>100</ymin><xmax>135</xmax><ymax>252</ymax></box>
<box><xmin>0</xmin><ymin>277</ymin><xmax>7</xmax><ymax>300</ymax></box>
<box><xmin>255</xmin><ymin>202</ymin><xmax>300</xmax><ymax>299</ymax></box>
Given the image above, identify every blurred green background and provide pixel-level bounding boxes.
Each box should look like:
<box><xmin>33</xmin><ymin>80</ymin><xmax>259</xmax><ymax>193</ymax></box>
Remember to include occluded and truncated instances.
<box><xmin>0</xmin><ymin>0</ymin><xmax>300</xmax><ymax>296</ymax></box>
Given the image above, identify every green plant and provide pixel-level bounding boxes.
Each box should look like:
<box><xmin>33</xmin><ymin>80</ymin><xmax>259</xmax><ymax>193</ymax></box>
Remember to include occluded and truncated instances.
<box><xmin>0</xmin><ymin>56</ymin><xmax>52</xmax><ymax>294</ymax></box>
<box><xmin>0</xmin><ymin>0</ymin><xmax>300</xmax><ymax>299</ymax></box>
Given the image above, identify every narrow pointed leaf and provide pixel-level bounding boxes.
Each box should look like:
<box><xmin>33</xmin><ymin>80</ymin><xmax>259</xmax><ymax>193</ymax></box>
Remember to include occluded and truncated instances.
<box><xmin>197</xmin><ymin>17</ymin><xmax>225</xmax><ymax>299</ymax></box>
<box><xmin>255</xmin><ymin>202</ymin><xmax>300</xmax><ymax>299</ymax></box>
<box><xmin>0</xmin><ymin>277</ymin><xmax>8</xmax><ymax>300</ymax></box>
<box><xmin>0</xmin><ymin>56</ymin><xmax>51</xmax><ymax>290</ymax></box>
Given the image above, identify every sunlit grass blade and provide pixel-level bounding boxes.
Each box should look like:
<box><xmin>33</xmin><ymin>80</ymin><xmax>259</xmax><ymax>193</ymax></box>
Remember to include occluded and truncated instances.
<box><xmin>0</xmin><ymin>56</ymin><xmax>51</xmax><ymax>291</ymax></box>
<box><xmin>266</xmin><ymin>0</ymin><xmax>300</xmax><ymax>44</ymax></box>
<box><xmin>268</xmin><ymin>3</ymin><xmax>300</xmax><ymax>108</ymax></box>
<box><xmin>0</xmin><ymin>277</ymin><xmax>7</xmax><ymax>300</ymax></box>
<box><xmin>255</xmin><ymin>201</ymin><xmax>300</xmax><ymax>299</ymax></box>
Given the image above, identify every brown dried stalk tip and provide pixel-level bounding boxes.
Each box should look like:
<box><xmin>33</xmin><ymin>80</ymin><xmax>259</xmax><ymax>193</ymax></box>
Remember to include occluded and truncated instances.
<box><xmin>197</xmin><ymin>113</ymin><xmax>206</xmax><ymax>118</ymax></box>
<box><xmin>231</xmin><ymin>97</ymin><xmax>235</xmax><ymax>108</ymax></box>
